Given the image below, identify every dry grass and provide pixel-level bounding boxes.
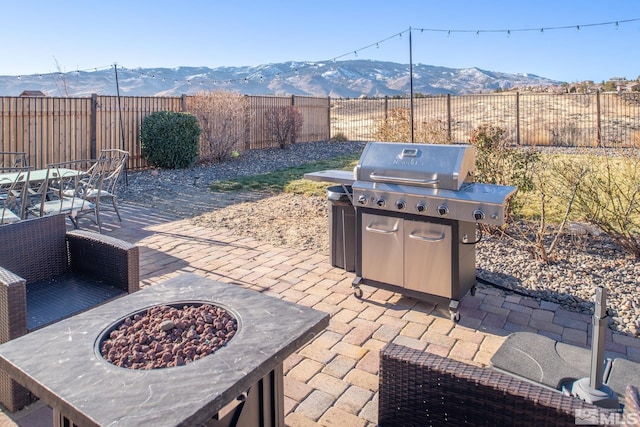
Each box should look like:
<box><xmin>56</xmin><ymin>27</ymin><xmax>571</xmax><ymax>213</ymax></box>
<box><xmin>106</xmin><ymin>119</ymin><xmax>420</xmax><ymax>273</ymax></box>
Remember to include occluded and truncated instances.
<box><xmin>331</xmin><ymin>93</ymin><xmax>640</xmax><ymax>147</ymax></box>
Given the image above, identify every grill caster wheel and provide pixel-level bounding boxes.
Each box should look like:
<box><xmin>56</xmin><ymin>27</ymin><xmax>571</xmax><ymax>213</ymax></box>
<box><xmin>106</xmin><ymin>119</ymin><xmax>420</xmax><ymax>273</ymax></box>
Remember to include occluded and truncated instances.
<box><xmin>449</xmin><ymin>300</ymin><xmax>460</xmax><ymax>323</ymax></box>
<box><xmin>470</xmin><ymin>285</ymin><xmax>476</xmax><ymax>297</ymax></box>
<box><xmin>353</xmin><ymin>287</ymin><xmax>363</xmax><ymax>299</ymax></box>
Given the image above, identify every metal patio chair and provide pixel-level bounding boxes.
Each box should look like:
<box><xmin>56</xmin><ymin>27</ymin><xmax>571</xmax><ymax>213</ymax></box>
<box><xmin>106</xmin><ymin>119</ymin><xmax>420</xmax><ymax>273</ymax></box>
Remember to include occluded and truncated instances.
<box><xmin>30</xmin><ymin>159</ymin><xmax>108</xmax><ymax>233</ymax></box>
<box><xmin>0</xmin><ymin>167</ymin><xmax>31</xmax><ymax>224</ymax></box>
<box><xmin>82</xmin><ymin>149</ymin><xmax>129</xmax><ymax>222</ymax></box>
<box><xmin>0</xmin><ymin>152</ymin><xmax>28</xmax><ymax>172</ymax></box>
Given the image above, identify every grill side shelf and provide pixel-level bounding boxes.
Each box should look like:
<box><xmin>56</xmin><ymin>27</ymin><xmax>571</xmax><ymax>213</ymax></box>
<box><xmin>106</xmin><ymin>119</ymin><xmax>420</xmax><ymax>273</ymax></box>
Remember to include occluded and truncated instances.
<box><xmin>303</xmin><ymin>170</ymin><xmax>355</xmax><ymax>186</ymax></box>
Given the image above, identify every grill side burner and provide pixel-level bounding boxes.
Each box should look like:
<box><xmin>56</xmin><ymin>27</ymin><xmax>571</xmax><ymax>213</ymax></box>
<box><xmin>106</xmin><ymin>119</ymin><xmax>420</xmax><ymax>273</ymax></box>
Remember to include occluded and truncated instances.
<box><xmin>304</xmin><ymin>141</ymin><xmax>517</xmax><ymax>322</ymax></box>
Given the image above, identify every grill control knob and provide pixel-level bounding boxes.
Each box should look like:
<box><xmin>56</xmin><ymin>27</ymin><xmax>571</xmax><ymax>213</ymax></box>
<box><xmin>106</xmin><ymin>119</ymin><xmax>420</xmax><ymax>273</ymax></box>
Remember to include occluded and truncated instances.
<box><xmin>437</xmin><ymin>205</ymin><xmax>449</xmax><ymax>216</ymax></box>
<box><xmin>473</xmin><ymin>209</ymin><xmax>485</xmax><ymax>221</ymax></box>
<box><xmin>357</xmin><ymin>195</ymin><xmax>367</xmax><ymax>205</ymax></box>
<box><xmin>376</xmin><ymin>198</ymin><xmax>386</xmax><ymax>208</ymax></box>
<box><xmin>416</xmin><ymin>202</ymin><xmax>426</xmax><ymax>213</ymax></box>
<box><xmin>396</xmin><ymin>200</ymin><xmax>406</xmax><ymax>210</ymax></box>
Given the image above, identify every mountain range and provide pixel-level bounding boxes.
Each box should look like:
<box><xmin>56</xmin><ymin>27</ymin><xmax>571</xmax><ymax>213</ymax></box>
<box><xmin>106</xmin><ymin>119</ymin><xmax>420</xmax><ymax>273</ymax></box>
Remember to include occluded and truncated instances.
<box><xmin>0</xmin><ymin>60</ymin><xmax>561</xmax><ymax>98</ymax></box>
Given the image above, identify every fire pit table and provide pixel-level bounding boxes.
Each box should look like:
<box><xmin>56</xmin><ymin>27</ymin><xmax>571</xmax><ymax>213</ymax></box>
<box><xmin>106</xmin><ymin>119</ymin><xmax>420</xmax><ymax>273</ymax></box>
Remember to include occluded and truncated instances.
<box><xmin>0</xmin><ymin>274</ymin><xmax>329</xmax><ymax>426</ymax></box>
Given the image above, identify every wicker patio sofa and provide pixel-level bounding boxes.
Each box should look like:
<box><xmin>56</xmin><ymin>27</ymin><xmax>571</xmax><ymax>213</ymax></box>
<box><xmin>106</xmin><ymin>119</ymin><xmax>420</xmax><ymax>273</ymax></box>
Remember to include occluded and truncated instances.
<box><xmin>0</xmin><ymin>214</ymin><xmax>139</xmax><ymax>412</ymax></box>
<box><xmin>379</xmin><ymin>343</ymin><xmax>626</xmax><ymax>426</ymax></box>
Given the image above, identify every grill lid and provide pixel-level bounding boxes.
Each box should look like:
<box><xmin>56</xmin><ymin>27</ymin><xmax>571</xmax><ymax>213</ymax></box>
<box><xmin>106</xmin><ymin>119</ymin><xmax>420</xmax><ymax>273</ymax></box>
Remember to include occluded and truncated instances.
<box><xmin>354</xmin><ymin>142</ymin><xmax>475</xmax><ymax>191</ymax></box>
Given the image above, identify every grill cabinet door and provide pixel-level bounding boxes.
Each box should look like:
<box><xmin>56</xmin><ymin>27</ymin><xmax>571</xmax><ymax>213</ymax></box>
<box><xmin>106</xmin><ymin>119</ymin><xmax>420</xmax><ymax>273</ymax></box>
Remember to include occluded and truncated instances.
<box><xmin>361</xmin><ymin>213</ymin><xmax>403</xmax><ymax>287</ymax></box>
<box><xmin>404</xmin><ymin>220</ymin><xmax>452</xmax><ymax>298</ymax></box>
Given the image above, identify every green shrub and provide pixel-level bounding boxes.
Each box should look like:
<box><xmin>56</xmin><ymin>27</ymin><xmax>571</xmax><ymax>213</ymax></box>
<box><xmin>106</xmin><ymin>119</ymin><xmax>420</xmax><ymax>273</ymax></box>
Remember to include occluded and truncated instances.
<box><xmin>140</xmin><ymin>111</ymin><xmax>201</xmax><ymax>169</ymax></box>
<box><xmin>469</xmin><ymin>124</ymin><xmax>538</xmax><ymax>193</ymax></box>
<box><xmin>469</xmin><ymin>124</ymin><xmax>539</xmax><ymax>221</ymax></box>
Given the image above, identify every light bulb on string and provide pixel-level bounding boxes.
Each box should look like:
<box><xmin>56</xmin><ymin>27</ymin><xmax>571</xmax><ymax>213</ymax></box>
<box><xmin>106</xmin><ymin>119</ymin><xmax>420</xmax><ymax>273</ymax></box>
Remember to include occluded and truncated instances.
<box><xmin>507</xmin><ymin>30</ymin><xmax>511</xmax><ymax>37</ymax></box>
<box><xmin>476</xmin><ymin>30</ymin><xmax>480</xmax><ymax>37</ymax></box>
<box><xmin>447</xmin><ymin>30</ymin><xmax>451</xmax><ymax>37</ymax></box>
<box><xmin>576</xmin><ymin>25</ymin><xmax>580</xmax><ymax>31</ymax></box>
<box><xmin>615</xmin><ymin>21</ymin><xmax>619</xmax><ymax>29</ymax></box>
<box><xmin>354</xmin><ymin>51</ymin><xmax>358</xmax><ymax>57</ymax></box>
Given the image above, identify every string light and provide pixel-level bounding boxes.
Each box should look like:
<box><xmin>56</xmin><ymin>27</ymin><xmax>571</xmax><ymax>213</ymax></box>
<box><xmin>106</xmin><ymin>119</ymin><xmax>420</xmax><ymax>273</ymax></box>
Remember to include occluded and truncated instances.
<box><xmin>6</xmin><ymin>17</ymin><xmax>639</xmax><ymax>90</ymax></box>
<box><xmin>413</xmin><ymin>17</ymin><xmax>638</xmax><ymax>36</ymax></box>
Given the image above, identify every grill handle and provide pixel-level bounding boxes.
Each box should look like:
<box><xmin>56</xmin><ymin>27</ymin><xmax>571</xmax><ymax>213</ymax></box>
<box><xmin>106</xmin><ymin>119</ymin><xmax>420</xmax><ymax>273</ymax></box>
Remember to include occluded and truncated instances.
<box><xmin>408</xmin><ymin>231</ymin><xmax>445</xmax><ymax>242</ymax></box>
<box><xmin>365</xmin><ymin>224</ymin><xmax>399</xmax><ymax>234</ymax></box>
<box><xmin>369</xmin><ymin>173</ymin><xmax>439</xmax><ymax>187</ymax></box>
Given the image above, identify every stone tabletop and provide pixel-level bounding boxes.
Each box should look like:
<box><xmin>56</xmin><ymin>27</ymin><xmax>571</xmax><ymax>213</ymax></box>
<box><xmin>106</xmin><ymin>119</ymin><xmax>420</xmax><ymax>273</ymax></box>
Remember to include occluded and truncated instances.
<box><xmin>0</xmin><ymin>274</ymin><xmax>329</xmax><ymax>427</ymax></box>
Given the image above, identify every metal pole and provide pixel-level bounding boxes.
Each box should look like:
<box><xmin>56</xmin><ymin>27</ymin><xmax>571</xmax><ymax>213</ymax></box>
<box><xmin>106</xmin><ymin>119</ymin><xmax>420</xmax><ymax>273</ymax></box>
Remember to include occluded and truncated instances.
<box><xmin>409</xmin><ymin>27</ymin><xmax>415</xmax><ymax>143</ymax></box>
<box><xmin>567</xmin><ymin>285</ymin><xmax>619</xmax><ymax>409</ymax></box>
<box><xmin>590</xmin><ymin>286</ymin><xmax>608</xmax><ymax>389</ymax></box>
<box><xmin>114</xmin><ymin>63</ymin><xmax>128</xmax><ymax>185</ymax></box>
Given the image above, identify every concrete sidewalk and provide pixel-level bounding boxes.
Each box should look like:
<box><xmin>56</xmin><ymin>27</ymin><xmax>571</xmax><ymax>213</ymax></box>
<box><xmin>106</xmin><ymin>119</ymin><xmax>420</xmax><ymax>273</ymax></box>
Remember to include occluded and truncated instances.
<box><xmin>2</xmin><ymin>202</ymin><xmax>640</xmax><ymax>426</ymax></box>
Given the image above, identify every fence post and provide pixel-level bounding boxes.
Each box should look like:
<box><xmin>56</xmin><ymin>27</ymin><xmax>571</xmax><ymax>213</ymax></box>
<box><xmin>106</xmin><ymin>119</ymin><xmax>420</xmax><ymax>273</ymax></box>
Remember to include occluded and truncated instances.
<box><xmin>327</xmin><ymin>96</ymin><xmax>331</xmax><ymax>141</ymax></box>
<box><xmin>516</xmin><ymin>92</ymin><xmax>521</xmax><ymax>146</ymax></box>
<box><xmin>596</xmin><ymin>91</ymin><xmax>602</xmax><ymax>147</ymax></box>
<box><xmin>291</xmin><ymin>95</ymin><xmax>296</xmax><ymax>144</ymax></box>
<box><xmin>446</xmin><ymin>94</ymin><xmax>452</xmax><ymax>142</ymax></box>
<box><xmin>181</xmin><ymin>94</ymin><xmax>188</xmax><ymax>112</ymax></box>
<box><xmin>384</xmin><ymin>96</ymin><xmax>388</xmax><ymax>120</ymax></box>
<box><xmin>243</xmin><ymin>95</ymin><xmax>251</xmax><ymax>151</ymax></box>
<box><xmin>90</xmin><ymin>94</ymin><xmax>97</xmax><ymax>160</ymax></box>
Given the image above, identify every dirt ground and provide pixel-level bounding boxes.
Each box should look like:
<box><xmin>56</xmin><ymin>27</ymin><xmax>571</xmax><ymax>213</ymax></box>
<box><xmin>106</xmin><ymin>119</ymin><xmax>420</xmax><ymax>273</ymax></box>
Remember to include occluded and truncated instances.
<box><xmin>191</xmin><ymin>193</ymin><xmax>332</xmax><ymax>254</ymax></box>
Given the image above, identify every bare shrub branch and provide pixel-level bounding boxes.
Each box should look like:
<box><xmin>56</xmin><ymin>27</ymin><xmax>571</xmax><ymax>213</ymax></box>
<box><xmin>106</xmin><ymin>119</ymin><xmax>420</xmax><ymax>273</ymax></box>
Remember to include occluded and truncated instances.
<box><xmin>371</xmin><ymin>108</ymin><xmax>450</xmax><ymax>143</ymax></box>
<box><xmin>264</xmin><ymin>106</ymin><xmax>303</xmax><ymax>149</ymax></box>
<box><xmin>190</xmin><ymin>91</ymin><xmax>247</xmax><ymax>162</ymax></box>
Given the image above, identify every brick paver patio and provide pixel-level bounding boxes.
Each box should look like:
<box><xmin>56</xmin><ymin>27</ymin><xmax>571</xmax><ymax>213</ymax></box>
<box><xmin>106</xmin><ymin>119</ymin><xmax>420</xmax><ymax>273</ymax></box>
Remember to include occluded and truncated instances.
<box><xmin>2</xmin><ymin>200</ymin><xmax>640</xmax><ymax>426</ymax></box>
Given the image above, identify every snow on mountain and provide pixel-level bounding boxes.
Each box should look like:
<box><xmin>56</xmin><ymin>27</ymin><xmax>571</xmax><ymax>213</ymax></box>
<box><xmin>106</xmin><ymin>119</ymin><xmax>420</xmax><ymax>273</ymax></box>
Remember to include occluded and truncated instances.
<box><xmin>0</xmin><ymin>60</ymin><xmax>560</xmax><ymax>98</ymax></box>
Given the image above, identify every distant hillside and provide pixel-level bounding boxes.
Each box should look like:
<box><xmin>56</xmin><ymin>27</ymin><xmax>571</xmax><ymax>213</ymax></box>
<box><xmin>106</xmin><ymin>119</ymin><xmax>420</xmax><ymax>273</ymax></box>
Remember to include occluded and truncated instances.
<box><xmin>0</xmin><ymin>60</ymin><xmax>561</xmax><ymax>97</ymax></box>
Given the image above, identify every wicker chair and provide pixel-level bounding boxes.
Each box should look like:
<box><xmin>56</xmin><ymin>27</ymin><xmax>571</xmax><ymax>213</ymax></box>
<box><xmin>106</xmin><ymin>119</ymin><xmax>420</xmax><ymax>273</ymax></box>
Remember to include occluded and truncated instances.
<box><xmin>379</xmin><ymin>343</ymin><xmax>624</xmax><ymax>426</ymax></box>
<box><xmin>0</xmin><ymin>214</ymin><xmax>139</xmax><ymax>412</ymax></box>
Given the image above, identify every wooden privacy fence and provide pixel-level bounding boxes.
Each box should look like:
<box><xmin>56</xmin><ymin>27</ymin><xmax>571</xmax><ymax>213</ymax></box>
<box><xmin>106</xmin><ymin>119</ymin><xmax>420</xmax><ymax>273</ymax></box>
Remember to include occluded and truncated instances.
<box><xmin>332</xmin><ymin>92</ymin><xmax>640</xmax><ymax>147</ymax></box>
<box><xmin>2</xmin><ymin>91</ymin><xmax>639</xmax><ymax>169</ymax></box>
<box><xmin>0</xmin><ymin>94</ymin><xmax>330</xmax><ymax>169</ymax></box>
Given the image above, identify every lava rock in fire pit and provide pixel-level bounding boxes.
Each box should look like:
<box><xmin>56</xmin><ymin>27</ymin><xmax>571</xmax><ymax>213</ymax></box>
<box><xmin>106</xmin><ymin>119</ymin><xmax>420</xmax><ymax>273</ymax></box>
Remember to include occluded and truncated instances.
<box><xmin>100</xmin><ymin>303</ymin><xmax>237</xmax><ymax>369</ymax></box>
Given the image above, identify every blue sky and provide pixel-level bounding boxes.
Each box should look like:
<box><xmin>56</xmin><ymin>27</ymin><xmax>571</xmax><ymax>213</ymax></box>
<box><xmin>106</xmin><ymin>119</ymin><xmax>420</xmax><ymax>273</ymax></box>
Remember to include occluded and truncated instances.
<box><xmin>1</xmin><ymin>0</ymin><xmax>639</xmax><ymax>83</ymax></box>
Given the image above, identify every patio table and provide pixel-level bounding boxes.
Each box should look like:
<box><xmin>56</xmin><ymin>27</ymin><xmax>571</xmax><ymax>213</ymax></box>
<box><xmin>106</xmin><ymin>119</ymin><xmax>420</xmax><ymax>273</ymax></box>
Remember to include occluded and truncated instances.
<box><xmin>0</xmin><ymin>168</ymin><xmax>84</xmax><ymax>184</ymax></box>
<box><xmin>0</xmin><ymin>273</ymin><xmax>329</xmax><ymax>426</ymax></box>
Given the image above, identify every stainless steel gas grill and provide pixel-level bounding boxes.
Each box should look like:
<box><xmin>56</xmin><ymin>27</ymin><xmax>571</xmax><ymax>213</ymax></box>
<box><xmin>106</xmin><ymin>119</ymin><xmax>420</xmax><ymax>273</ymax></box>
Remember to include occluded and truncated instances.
<box><xmin>305</xmin><ymin>142</ymin><xmax>517</xmax><ymax>321</ymax></box>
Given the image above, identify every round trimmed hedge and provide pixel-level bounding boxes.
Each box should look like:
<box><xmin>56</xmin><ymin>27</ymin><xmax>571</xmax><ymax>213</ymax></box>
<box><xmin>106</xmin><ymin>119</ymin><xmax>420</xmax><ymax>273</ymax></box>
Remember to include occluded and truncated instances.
<box><xmin>140</xmin><ymin>111</ymin><xmax>201</xmax><ymax>169</ymax></box>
